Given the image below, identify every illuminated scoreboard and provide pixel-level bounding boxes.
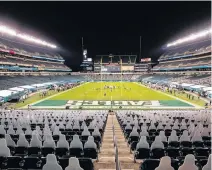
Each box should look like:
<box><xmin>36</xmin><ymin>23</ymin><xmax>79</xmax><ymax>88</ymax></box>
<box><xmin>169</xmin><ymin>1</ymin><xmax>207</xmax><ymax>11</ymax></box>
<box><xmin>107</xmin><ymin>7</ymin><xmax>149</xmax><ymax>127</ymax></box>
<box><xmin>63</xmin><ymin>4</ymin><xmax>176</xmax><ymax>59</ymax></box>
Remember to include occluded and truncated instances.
<box><xmin>101</xmin><ymin>64</ymin><xmax>121</xmax><ymax>72</ymax></box>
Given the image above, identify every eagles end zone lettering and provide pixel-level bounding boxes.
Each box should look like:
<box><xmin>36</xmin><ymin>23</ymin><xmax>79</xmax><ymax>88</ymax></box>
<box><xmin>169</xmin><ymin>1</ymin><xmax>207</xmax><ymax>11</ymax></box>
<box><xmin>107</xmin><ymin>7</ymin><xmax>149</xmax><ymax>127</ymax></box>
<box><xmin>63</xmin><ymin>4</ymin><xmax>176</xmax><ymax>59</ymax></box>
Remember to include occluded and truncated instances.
<box><xmin>67</xmin><ymin>100</ymin><xmax>161</xmax><ymax>107</ymax></box>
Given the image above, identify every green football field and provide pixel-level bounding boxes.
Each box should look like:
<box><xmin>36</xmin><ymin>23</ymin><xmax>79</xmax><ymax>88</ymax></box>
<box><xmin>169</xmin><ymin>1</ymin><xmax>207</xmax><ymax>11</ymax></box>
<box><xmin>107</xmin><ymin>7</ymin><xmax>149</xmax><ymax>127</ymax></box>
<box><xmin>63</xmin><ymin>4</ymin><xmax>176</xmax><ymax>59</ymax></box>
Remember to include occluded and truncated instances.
<box><xmin>26</xmin><ymin>82</ymin><xmax>201</xmax><ymax>109</ymax></box>
<box><xmin>50</xmin><ymin>82</ymin><xmax>173</xmax><ymax>101</ymax></box>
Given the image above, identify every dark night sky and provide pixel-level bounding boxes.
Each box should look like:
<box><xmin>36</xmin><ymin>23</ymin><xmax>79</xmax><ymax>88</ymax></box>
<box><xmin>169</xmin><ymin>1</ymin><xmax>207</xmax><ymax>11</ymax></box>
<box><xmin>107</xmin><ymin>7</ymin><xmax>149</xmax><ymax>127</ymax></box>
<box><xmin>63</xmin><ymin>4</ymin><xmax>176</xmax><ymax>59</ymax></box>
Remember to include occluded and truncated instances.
<box><xmin>0</xmin><ymin>1</ymin><xmax>211</xmax><ymax>71</ymax></box>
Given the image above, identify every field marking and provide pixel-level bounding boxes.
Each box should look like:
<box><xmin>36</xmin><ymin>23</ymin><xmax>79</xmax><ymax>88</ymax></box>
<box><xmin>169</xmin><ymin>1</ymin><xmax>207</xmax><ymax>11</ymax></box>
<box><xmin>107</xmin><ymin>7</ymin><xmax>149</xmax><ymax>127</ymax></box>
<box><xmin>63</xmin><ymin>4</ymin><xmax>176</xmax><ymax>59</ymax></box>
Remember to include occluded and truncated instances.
<box><xmin>21</xmin><ymin>82</ymin><xmax>89</xmax><ymax>108</ymax></box>
<box><xmin>135</xmin><ymin>83</ymin><xmax>203</xmax><ymax>109</ymax></box>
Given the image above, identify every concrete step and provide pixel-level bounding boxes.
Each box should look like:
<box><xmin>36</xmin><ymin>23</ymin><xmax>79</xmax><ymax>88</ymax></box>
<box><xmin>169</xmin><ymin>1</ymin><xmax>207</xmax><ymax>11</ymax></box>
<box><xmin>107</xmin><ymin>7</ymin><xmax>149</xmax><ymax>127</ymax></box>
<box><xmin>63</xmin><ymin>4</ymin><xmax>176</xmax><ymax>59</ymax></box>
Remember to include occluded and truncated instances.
<box><xmin>116</xmin><ymin>143</ymin><xmax>128</xmax><ymax>148</ymax></box>
<box><xmin>94</xmin><ymin>162</ymin><xmax>116</xmax><ymax>170</ymax></box>
<box><xmin>98</xmin><ymin>156</ymin><xmax>115</xmax><ymax>163</ymax></box>
<box><xmin>99</xmin><ymin>149</ymin><xmax>115</xmax><ymax>156</ymax></box>
<box><xmin>101</xmin><ymin>143</ymin><xmax>114</xmax><ymax>149</ymax></box>
<box><xmin>118</xmin><ymin>156</ymin><xmax>134</xmax><ymax>163</ymax></box>
<box><xmin>102</xmin><ymin>139</ymin><xmax>114</xmax><ymax>143</ymax></box>
<box><xmin>120</xmin><ymin>162</ymin><xmax>141</xmax><ymax>170</ymax></box>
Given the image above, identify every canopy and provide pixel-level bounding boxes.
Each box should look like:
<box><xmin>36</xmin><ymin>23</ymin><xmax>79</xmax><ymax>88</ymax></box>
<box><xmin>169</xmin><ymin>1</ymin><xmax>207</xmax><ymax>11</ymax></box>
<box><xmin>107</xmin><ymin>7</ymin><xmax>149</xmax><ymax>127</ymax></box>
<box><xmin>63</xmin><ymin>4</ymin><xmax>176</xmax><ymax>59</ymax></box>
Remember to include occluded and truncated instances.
<box><xmin>19</xmin><ymin>85</ymin><xmax>35</xmax><ymax>90</ymax></box>
<box><xmin>9</xmin><ymin>87</ymin><xmax>25</xmax><ymax>92</ymax></box>
<box><xmin>181</xmin><ymin>83</ymin><xmax>194</xmax><ymax>87</ymax></box>
<box><xmin>202</xmin><ymin>87</ymin><xmax>212</xmax><ymax>92</ymax></box>
<box><xmin>0</xmin><ymin>90</ymin><xmax>19</xmax><ymax>97</ymax></box>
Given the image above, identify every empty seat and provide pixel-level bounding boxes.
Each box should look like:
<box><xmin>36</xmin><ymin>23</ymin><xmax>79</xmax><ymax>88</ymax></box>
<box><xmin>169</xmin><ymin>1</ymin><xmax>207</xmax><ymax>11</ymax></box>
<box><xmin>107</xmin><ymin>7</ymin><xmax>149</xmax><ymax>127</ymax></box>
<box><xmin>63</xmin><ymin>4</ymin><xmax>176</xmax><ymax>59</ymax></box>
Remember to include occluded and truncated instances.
<box><xmin>178</xmin><ymin>154</ymin><xmax>198</xmax><ymax>170</ymax></box>
<box><xmin>42</xmin><ymin>154</ymin><xmax>62</xmax><ymax>170</ymax></box>
<box><xmin>17</xmin><ymin>133</ymin><xmax>29</xmax><ymax>147</ymax></box>
<box><xmin>4</xmin><ymin>156</ymin><xmax>24</xmax><ymax>169</ymax></box>
<box><xmin>43</xmin><ymin>135</ymin><xmax>56</xmax><ymax>148</ymax></box>
<box><xmin>135</xmin><ymin>136</ymin><xmax>150</xmax><ymax>159</ymax></box>
<box><xmin>0</xmin><ymin>139</ymin><xmax>10</xmax><ymax>157</ymax></box>
<box><xmin>69</xmin><ymin>135</ymin><xmax>83</xmax><ymax>157</ymax></box>
<box><xmin>84</xmin><ymin>136</ymin><xmax>98</xmax><ymax>159</ymax></box>
<box><xmin>81</xmin><ymin>126</ymin><xmax>91</xmax><ymax>140</ymax></box>
<box><xmin>30</xmin><ymin>134</ymin><xmax>42</xmax><ymax>148</ymax></box>
<box><xmin>140</xmin><ymin>159</ymin><xmax>160</xmax><ymax>170</ymax></box>
<box><xmin>180</xmin><ymin>130</ymin><xmax>190</xmax><ymax>142</ymax></box>
<box><xmin>151</xmin><ymin>136</ymin><xmax>165</xmax><ymax>159</ymax></box>
<box><xmin>159</xmin><ymin>131</ymin><xmax>167</xmax><ymax>142</ymax></box>
<box><xmin>57</xmin><ymin>134</ymin><xmax>69</xmax><ymax>149</ymax></box>
<box><xmin>166</xmin><ymin>147</ymin><xmax>180</xmax><ymax>158</ymax></box>
<box><xmin>129</xmin><ymin>127</ymin><xmax>139</xmax><ymax>144</ymax></box>
<box><xmin>65</xmin><ymin>157</ymin><xmax>83</xmax><ymax>170</ymax></box>
<box><xmin>202</xmin><ymin>154</ymin><xmax>211</xmax><ymax>170</ymax></box>
<box><xmin>24</xmin><ymin>156</ymin><xmax>42</xmax><ymax>169</ymax></box>
<box><xmin>155</xmin><ymin>156</ymin><xmax>174</xmax><ymax>170</ymax></box>
<box><xmin>194</xmin><ymin>148</ymin><xmax>210</xmax><ymax>157</ymax></box>
<box><xmin>5</xmin><ymin>134</ymin><xmax>16</xmax><ymax>147</ymax></box>
<box><xmin>56</xmin><ymin>134</ymin><xmax>69</xmax><ymax>157</ymax></box>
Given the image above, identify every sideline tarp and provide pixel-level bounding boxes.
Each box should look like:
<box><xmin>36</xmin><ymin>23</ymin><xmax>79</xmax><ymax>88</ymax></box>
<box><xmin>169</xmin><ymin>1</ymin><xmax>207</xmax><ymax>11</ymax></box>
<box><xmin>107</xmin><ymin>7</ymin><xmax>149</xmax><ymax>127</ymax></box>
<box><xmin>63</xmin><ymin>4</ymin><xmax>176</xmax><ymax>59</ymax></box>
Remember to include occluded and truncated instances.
<box><xmin>0</xmin><ymin>90</ymin><xmax>19</xmax><ymax>97</ymax></box>
<box><xmin>9</xmin><ymin>87</ymin><xmax>25</xmax><ymax>92</ymax></box>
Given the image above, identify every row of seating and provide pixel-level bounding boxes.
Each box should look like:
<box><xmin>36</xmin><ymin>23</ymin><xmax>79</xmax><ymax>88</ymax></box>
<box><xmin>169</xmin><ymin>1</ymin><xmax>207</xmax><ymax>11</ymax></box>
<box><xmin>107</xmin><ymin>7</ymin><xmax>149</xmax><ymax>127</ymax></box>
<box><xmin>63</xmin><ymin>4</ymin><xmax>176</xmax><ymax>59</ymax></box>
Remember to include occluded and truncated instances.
<box><xmin>0</xmin><ymin>154</ymin><xmax>94</xmax><ymax>170</ymax></box>
<box><xmin>140</xmin><ymin>154</ymin><xmax>211</xmax><ymax>170</ymax></box>
<box><xmin>0</xmin><ymin>110</ymin><xmax>108</xmax><ymax>161</ymax></box>
<box><xmin>116</xmin><ymin>111</ymin><xmax>211</xmax><ymax>163</ymax></box>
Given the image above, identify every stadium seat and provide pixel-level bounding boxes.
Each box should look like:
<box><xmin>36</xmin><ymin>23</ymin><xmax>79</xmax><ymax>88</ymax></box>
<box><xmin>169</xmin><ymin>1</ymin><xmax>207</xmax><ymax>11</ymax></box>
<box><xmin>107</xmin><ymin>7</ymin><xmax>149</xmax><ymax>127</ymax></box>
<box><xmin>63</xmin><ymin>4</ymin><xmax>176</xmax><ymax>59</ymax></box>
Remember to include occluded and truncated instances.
<box><xmin>140</xmin><ymin>159</ymin><xmax>160</xmax><ymax>170</ymax></box>
<box><xmin>135</xmin><ymin>148</ymin><xmax>150</xmax><ymax>160</ymax></box>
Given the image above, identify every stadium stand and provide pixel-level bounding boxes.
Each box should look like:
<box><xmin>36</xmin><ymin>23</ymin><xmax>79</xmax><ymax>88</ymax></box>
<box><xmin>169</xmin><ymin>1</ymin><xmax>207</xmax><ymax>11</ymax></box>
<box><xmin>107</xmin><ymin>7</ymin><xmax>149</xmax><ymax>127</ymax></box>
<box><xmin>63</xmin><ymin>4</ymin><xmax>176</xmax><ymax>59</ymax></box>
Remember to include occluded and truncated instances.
<box><xmin>0</xmin><ymin>109</ymin><xmax>210</xmax><ymax>170</ymax></box>
<box><xmin>116</xmin><ymin>110</ymin><xmax>211</xmax><ymax>170</ymax></box>
<box><xmin>153</xmin><ymin>36</ymin><xmax>211</xmax><ymax>72</ymax></box>
<box><xmin>84</xmin><ymin>74</ymin><xmax>134</xmax><ymax>81</ymax></box>
<box><xmin>0</xmin><ymin>110</ymin><xmax>107</xmax><ymax>169</ymax></box>
<box><xmin>94</xmin><ymin>55</ymin><xmax>136</xmax><ymax>73</ymax></box>
<box><xmin>0</xmin><ymin>35</ymin><xmax>71</xmax><ymax>73</ymax></box>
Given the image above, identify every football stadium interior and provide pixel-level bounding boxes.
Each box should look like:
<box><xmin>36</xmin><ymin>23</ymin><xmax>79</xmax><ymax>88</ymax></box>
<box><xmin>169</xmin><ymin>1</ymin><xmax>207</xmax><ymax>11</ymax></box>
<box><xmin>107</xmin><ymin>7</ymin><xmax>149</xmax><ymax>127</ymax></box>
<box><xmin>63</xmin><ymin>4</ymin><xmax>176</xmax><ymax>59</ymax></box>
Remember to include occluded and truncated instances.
<box><xmin>0</xmin><ymin>9</ymin><xmax>211</xmax><ymax>170</ymax></box>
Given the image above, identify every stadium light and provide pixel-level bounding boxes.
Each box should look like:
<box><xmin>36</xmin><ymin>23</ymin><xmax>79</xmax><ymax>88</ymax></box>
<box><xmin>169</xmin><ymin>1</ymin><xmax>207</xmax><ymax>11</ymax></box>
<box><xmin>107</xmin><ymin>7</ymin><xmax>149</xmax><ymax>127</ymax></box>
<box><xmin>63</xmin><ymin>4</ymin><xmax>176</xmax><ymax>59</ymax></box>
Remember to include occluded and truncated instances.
<box><xmin>0</xmin><ymin>24</ymin><xmax>57</xmax><ymax>48</ymax></box>
<box><xmin>167</xmin><ymin>28</ymin><xmax>212</xmax><ymax>47</ymax></box>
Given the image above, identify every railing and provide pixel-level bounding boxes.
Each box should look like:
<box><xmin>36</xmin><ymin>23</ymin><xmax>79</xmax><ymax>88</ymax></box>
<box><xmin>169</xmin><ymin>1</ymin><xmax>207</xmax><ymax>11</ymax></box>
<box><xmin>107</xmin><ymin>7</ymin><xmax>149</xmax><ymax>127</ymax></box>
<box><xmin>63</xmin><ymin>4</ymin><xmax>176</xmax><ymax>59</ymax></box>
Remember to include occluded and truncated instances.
<box><xmin>112</xmin><ymin>114</ymin><xmax>121</xmax><ymax>170</ymax></box>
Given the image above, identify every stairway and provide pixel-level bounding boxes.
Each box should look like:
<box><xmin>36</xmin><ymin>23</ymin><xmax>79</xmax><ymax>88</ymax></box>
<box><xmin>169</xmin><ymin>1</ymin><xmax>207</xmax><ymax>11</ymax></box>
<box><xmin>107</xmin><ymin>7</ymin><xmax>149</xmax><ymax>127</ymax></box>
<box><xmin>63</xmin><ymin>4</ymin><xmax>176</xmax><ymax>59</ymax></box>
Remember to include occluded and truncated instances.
<box><xmin>94</xmin><ymin>113</ymin><xmax>116</xmax><ymax>170</ymax></box>
<box><xmin>94</xmin><ymin>112</ymin><xmax>140</xmax><ymax>170</ymax></box>
<box><xmin>113</xmin><ymin>114</ymin><xmax>141</xmax><ymax>170</ymax></box>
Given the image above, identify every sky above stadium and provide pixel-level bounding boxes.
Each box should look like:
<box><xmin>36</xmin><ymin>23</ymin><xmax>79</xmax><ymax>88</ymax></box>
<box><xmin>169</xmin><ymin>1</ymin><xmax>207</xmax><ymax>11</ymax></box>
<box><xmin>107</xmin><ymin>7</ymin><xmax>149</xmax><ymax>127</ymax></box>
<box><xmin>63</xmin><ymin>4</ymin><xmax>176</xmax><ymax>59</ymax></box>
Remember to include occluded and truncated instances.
<box><xmin>0</xmin><ymin>1</ymin><xmax>211</xmax><ymax>71</ymax></box>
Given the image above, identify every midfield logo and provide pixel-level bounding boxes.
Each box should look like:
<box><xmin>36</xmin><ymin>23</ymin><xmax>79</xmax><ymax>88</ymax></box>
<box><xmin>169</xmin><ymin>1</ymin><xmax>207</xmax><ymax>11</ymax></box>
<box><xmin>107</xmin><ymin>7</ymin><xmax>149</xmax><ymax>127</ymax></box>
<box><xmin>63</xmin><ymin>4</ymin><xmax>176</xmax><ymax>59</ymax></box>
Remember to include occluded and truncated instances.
<box><xmin>66</xmin><ymin>100</ymin><xmax>161</xmax><ymax>107</ymax></box>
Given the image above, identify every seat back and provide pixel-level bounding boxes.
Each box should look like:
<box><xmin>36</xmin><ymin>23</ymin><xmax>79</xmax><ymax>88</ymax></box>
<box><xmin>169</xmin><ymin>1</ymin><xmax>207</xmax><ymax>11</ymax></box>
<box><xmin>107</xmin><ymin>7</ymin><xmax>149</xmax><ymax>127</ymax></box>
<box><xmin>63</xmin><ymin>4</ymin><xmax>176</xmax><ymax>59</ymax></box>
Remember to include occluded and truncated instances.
<box><xmin>140</xmin><ymin>159</ymin><xmax>160</xmax><ymax>170</ymax></box>
<box><xmin>151</xmin><ymin>148</ymin><xmax>165</xmax><ymax>159</ymax></box>
<box><xmin>69</xmin><ymin>148</ymin><xmax>83</xmax><ymax>158</ymax></box>
<box><xmin>84</xmin><ymin>148</ymin><xmax>98</xmax><ymax>159</ymax></box>
<box><xmin>56</xmin><ymin>148</ymin><xmax>69</xmax><ymax>157</ymax></box>
<box><xmin>28</xmin><ymin>147</ymin><xmax>41</xmax><ymax>156</ymax></box>
<box><xmin>23</xmin><ymin>157</ymin><xmax>41</xmax><ymax>169</ymax></box>
<box><xmin>42</xmin><ymin>147</ymin><xmax>55</xmax><ymax>157</ymax></box>
<box><xmin>135</xmin><ymin>148</ymin><xmax>150</xmax><ymax>159</ymax></box>
<box><xmin>79</xmin><ymin>158</ymin><xmax>94</xmax><ymax>170</ymax></box>
<box><xmin>15</xmin><ymin>146</ymin><xmax>28</xmax><ymax>156</ymax></box>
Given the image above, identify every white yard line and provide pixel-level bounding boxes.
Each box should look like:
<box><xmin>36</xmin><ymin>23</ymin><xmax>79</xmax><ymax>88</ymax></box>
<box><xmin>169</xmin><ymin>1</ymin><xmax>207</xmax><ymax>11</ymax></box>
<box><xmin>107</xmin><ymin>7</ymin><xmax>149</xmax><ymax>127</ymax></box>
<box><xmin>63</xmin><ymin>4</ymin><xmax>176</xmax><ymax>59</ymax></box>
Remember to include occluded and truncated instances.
<box><xmin>135</xmin><ymin>83</ymin><xmax>203</xmax><ymax>109</ymax></box>
<box><xmin>21</xmin><ymin>82</ymin><xmax>89</xmax><ymax>108</ymax></box>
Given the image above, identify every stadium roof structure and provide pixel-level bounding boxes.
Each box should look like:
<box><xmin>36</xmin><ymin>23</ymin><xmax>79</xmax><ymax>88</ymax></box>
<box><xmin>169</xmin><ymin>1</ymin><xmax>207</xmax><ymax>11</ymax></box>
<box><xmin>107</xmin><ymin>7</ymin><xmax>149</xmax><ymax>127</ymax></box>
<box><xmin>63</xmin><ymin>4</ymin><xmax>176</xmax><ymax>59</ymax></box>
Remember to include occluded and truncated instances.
<box><xmin>159</xmin><ymin>27</ymin><xmax>211</xmax><ymax>61</ymax></box>
<box><xmin>0</xmin><ymin>24</ymin><xmax>56</xmax><ymax>48</ymax></box>
<box><xmin>163</xmin><ymin>39</ymin><xmax>210</xmax><ymax>56</ymax></box>
<box><xmin>0</xmin><ymin>23</ymin><xmax>63</xmax><ymax>60</ymax></box>
<box><xmin>167</xmin><ymin>28</ymin><xmax>211</xmax><ymax>47</ymax></box>
<box><xmin>0</xmin><ymin>36</ymin><xmax>62</xmax><ymax>59</ymax></box>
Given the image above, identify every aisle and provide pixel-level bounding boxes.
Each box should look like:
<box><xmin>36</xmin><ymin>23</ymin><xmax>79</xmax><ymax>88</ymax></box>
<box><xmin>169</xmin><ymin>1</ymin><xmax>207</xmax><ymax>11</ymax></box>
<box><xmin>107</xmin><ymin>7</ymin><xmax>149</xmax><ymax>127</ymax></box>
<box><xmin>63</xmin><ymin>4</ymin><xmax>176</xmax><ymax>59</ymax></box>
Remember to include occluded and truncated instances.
<box><xmin>94</xmin><ymin>114</ymin><xmax>116</xmax><ymax>170</ymax></box>
<box><xmin>113</xmin><ymin>115</ymin><xmax>140</xmax><ymax>170</ymax></box>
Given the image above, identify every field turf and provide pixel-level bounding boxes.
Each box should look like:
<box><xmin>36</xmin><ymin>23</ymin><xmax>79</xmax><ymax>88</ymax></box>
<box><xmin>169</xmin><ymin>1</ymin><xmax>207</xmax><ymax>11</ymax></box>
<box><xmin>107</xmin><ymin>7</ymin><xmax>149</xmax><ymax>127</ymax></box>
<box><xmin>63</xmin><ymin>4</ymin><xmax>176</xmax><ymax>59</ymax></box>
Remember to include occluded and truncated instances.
<box><xmin>51</xmin><ymin>82</ymin><xmax>173</xmax><ymax>101</ymax></box>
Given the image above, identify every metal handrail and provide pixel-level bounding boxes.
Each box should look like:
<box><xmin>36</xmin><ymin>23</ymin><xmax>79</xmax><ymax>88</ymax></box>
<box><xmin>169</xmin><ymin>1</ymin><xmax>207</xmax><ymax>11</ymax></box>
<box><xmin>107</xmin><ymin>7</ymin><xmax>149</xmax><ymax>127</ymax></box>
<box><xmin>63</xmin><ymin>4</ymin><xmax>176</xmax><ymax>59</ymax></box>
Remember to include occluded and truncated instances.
<box><xmin>112</xmin><ymin>113</ymin><xmax>121</xmax><ymax>170</ymax></box>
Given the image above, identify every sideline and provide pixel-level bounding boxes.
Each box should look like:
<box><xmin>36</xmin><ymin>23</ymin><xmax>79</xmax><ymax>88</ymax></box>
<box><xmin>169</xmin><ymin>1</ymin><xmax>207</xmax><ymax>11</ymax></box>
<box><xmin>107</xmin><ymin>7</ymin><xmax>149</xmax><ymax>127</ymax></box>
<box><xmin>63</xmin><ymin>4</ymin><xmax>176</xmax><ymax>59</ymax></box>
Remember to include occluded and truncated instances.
<box><xmin>21</xmin><ymin>82</ymin><xmax>89</xmax><ymax>108</ymax></box>
<box><xmin>135</xmin><ymin>82</ymin><xmax>203</xmax><ymax>109</ymax></box>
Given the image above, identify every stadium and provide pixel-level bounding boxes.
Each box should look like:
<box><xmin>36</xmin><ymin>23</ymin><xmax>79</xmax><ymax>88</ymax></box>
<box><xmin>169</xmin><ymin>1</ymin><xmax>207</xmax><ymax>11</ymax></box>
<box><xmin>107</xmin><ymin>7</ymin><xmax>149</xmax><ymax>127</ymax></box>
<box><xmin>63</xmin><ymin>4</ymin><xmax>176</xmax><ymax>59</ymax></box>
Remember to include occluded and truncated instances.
<box><xmin>0</xmin><ymin>2</ymin><xmax>211</xmax><ymax>170</ymax></box>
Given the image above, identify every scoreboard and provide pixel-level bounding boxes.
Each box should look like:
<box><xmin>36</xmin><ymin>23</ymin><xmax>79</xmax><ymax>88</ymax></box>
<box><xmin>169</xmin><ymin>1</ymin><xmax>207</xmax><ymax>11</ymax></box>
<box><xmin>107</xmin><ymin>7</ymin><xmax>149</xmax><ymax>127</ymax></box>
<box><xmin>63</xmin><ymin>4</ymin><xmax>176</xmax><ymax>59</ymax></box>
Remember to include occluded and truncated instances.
<box><xmin>101</xmin><ymin>64</ymin><xmax>121</xmax><ymax>72</ymax></box>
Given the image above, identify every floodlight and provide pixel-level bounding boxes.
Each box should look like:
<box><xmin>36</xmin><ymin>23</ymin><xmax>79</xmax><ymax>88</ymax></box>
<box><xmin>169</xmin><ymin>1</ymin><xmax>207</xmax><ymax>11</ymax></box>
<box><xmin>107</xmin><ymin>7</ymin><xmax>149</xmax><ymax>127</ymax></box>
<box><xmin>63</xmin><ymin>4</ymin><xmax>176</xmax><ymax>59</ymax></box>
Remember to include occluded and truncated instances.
<box><xmin>167</xmin><ymin>28</ymin><xmax>212</xmax><ymax>47</ymax></box>
<box><xmin>0</xmin><ymin>24</ymin><xmax>57</xmax><ymax>48</ymax></box>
